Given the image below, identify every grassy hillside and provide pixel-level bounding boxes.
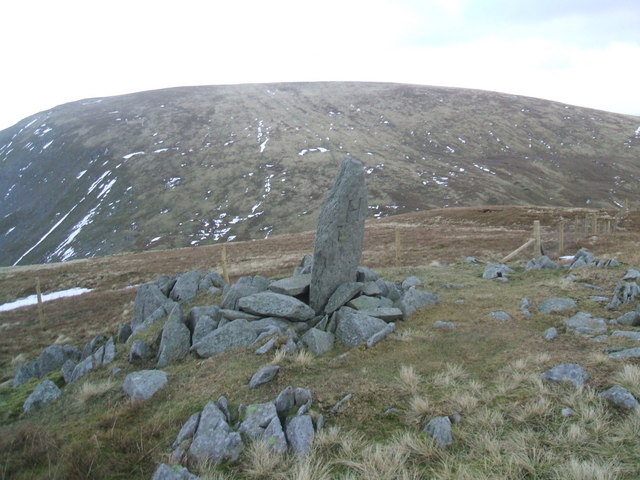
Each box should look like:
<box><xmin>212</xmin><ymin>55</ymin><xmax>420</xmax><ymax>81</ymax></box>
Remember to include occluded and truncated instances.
<box><xmin>1</xmin><ymin>82</ymin><xmax>639</xmax><ymax>266</ymax></box>
<box><xmin>2</xmin><ymin>206</ymin><xmax>640</xmax><ymax>479</ymax></box>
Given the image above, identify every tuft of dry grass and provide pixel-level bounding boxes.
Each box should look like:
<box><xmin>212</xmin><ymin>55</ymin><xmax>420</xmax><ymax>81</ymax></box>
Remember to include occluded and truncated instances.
<box><xmin>76</xmin><ymin>378</ymin><xmax>116</xmax><ymax>405</ymax></box>
<box><xmin>552</xmin><ymin>458</ymin><xmax>622</xmax><ymax>480</ymax></box>
<box><xmin>398</xmin><ymin>365</ymin><xmax>421</xmax><ymax>395</ymax></box>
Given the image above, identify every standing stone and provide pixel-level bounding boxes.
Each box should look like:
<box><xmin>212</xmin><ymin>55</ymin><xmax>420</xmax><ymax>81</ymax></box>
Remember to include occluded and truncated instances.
<box><xmin>309</xmin><ymin>158</ymin><xmax>368</xmax><ymax>313</ymax></box>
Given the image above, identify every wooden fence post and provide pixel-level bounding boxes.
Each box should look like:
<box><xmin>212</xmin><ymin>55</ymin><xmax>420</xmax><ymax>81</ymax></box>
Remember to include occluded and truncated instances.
<box><xmin>36</xmin><ymin>277</ymin><xmax>45</xmax><ymax>329</ymax></box>
<box><xmin>533</xmin><ymin>220</ymin><xmax>541</xmax><ymax>257</ymax></box>
<box><xmin>559</xmin><ymin>220</ymin><xmax>565</xmax><ymax>256</ymax></box>
<box><xmin>574</xmin><ymin>217</ymin><xmax>580</xmax><ymax>240</ymax></box>
<box><xmin>592</xmin><ymin>213</ymin><xmax>598</xmax><ymax>234</ymax></box>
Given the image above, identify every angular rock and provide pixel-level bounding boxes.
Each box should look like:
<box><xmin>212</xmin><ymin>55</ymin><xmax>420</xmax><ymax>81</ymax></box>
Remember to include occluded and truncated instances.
<box><xmin>366</xmin><ymin>322</ymin><xmax>396</xmax><ymax>348</ymax></box>
<box><xmin>189</xmin><ymin>402</ymin><xmax>243</xmax><ymax>466</ymax></box>
<box><xmin>192</xmin><ymin>316</ymin><xmax>218</xmax><ymax>345</ymax></box>
<box><xmin>269</xmin><ymin>275</ymin><xmax>311</xmax><ymax>297</ymax></box>
<box><xmin>482</xmin><ymin>263</ymin><xmax>514</xmax><ymax>279</ymax></box>
<box><xmin>543</xmin><ymin>327</ymin><xmax>558</xmax><ymax>341</ymax></box>
<box><xmin>570</xmin><ymin>249</ymin><xmax>594</xmax><ymax>269</ymax></box>
<box><xmin>263</xmin><ymin>416</ymin><xmax>288</xmax><ymax>454</ymax></box>
<box><xmin>187</xmin><ymin>306</ymin><xmax>220</xmax><ymax>332</ymax></box>
<box><xmin>358</xmin><ymin>307</ymin><xmax>403</xmax><ymax>322</ymax></box>
<box><xmin>220</xmin><ymin>309</ymin><xmax>261</xmax><ymax>321</ymax></box>
<box><xmin>81</xmin><ymin>333</ymin><xmax>108</xmax><ymax>360</ymax></box>
<box><xmin>170</xmin><ymin>270</ymin><xmax>203</xmax><ymax>303</ymax></box>
<box><xmin>239</xmin><ymin>402</ymin><xmax>278</xmax><ymax>439</ymax></box>
<box><xmin>611</xmin><ymin>330</ymin><xmax>640</xmax><ymax>341</ymax></box>
<box><xmin>275</xmin><ymin>386</ymin><xmax>295</xmax><ymax>417</ymax></box>
<box><xmin>220</xmin><ymin>282</ymin><xmax>262</xmax><ymax>310</ymax></box>
<box><xmin>309</xmin><ymin>157</ymin><xmax>367</xmax><ymax>313</ymax></box>
<box><xmin>69</xmin><ymin>338</ymin><xmax>115</xmax><ymax>382</ymax></box>
<box><xmin>398</xmin><ymin>287</ymin><xmax>438</xmax><ymax>318</ymax></box>
<box><xmin>173</xmin><ymin>412</ymin><xmax>201</xmax><ymax>449</ymax></box>
<box><xmin>608</xmin><ymin>347</ymin><xmax>640</xmax><ymax>359</ymax></box>
<box><xmin>538</xmin><ymin>297</ymin><xmax>577</xmax><ymax>314</ymax></box>
<box><xmin>294</xmin><ymin>387</ymin><xmax>313</xmax><ymax>416</ymax></box>
<box><xmin>129</xmin><ymin>339</ymin><xmax>152</xmax><ymax>364</ymax></box>
<box><xmin>434</xmin><ymin>321</ymin><xmax>455</xmax><ymax>329</ymax></box>
<box><xmin>526</xmin><ymin>255</ymin><xmax>560</xmax><ymax>270</ymax></box>
<box><xmin>362</xmin><ymin>281</ymin><xmax>383</xmax><ymax>297</ymax></box>
<box><xmin>117</xmin><ymin>323</ymin><xmax>133</xmax><ymax>343</ymax></box>
<box><xmin>155</xmin><ymin>275</ymin><xmax>177</xmax><ymax>297</ymax></box>
<box><xmin>23</xmin><ymin>380</ymin><xmax>61</xmax><ymax>412</ymax></box>
<box><xmin>335</xmin><ymin>310</ymin><xmax>388</xmax><ymax>347</ymax></box>
<box><xmin>191</xmin><ymin>319</ymin><xmax>258</xmax><ymax>358</ymax></box>
<box><xmin>423</xmin><ymin>416</ymin><xmax>453</xmax><ymax>448</ymax></box>
<box><xmin>564</xmin><ymin>312</ymin><xmax>607</xmax><ymax>335</ymax></box>
<box><xmin>324</xmin><ymin>282</ymin><xmax>363</xmax><ymax>315</ymax></box>
<box><xmin>61</xmin><ymin>359</ymin><xmax>76</xmax><ymax>384</ymax></box>
<box><xmin>347</xmin><ymin>295</ymin><xmax>392</xmax><ymax>311</ymax></box>
<box><xmin>249</xmin><ymin>365</ymin><xmax>280</xmax><ymax>389</ymax></box>
<box><xmin>151</xmin><ymin>463</ymin><xmax>201</xmax><ymax>480</ymax></box>
<box><xmin>123</xmin><ymin>369</ymin><xmax>168</xmax><ymax>401</ymax></box>
<box><xmin>401</xmin><ymin>276</ymin><xmax>422</xmax><ymax>290</ymax></box>
<box><xmin>356</xmin><ymin>266</ymin><xmax>378</xmax><ymax>282</ymax></box>
<box><xmin>157</xmin><ymin>316</ymin><xmax>191</xmax><ymax>368</ymax></box>
<box><xmin>238</xmin><ymin>292</ymin><xmax>315</xmax><ymax>321</ymax></box>
<box><xmin>285</xmin><ymin>415</ymin><xmax>315</xmax><ymax>456</ymax></box>
<box><xmin>12</xmin><ymin>360</ymin><xmax>40</xmax><ymax>388</ymax></box>
<box><xmin>39</xmin><ymin>344</ymin><xmax>82</xmax><ymax>376</ymax></box>
<box><xmin>617</xmin><ymin>311</ymin><xmax>640</xmax><ymax>326</ymax></box>
<box><xmin>600</xmin><ymin>385</ymin><xmax>639</xmax><ymax>409</ymax></box>
<box><xmin>132</xmin><ymin>283</ymin><xmax>175</xmax><ymax>331</ymax></box>
<box><xmin>302</xmin><ymin>328</ymin><xmax>335</xmax><ymax>355</ymax></box>
<box><xmin>489</xmin><ymin>311</ymin><xmax>512</xmax><ymax>322</ymax></box>
<box><xmin>540</xmin><ymin>364</ymin><xmax>589</xmax><ymax>387</ymax></box>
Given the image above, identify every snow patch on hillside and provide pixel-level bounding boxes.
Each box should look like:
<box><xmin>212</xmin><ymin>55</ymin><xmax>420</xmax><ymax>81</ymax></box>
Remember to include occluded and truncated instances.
<box><xmin>0</xmin><ymin>287</ymin><xmax>92</xmax><ymax>312</ymax></box>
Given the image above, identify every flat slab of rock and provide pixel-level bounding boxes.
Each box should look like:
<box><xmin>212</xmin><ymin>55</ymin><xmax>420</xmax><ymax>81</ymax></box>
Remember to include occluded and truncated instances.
<box><xmin>358</xmin><ymin>307</ymin><xmax>403</xmax><ymax>322</ymax></box>
<box><xmin>489</xmin><ymin>311</ymin><xmax>512</xmax><ymax>322</ymax></box>
<box><xmin>540</xmin><ymin>363</ymin><xmax>588</xmax><ymax>387</ymax></box>
<box><xmin>611</xmin><ymin>330</ymin><xmax>640</xmax><ymax>342</ymax></box>
<box><xmin>269</xmin><ymin>275</ymin><xmax>311</xmax><ymax>297</ymax></box>
<box><xmin>309</xmin><ymin>158</ymin><xmax>367</xmax><ymax>313</ymax></box>
<box><xmin>123</xmin><ymin>370</ymin><xmax>168</xmax><ymax>401</ymax></box>
<box><xmin>249</xmin><ymin>366</ymin><xmax>280</xmax><ymax>389</ymax></box>
<box><xmin>191</xmin><ymin>319</ymin><xmax>258</xmax><ymax>358</ymax></box>
<box><xmin>564</xmin><ymin>312</ymin><xmax>607</xmax><ymax>335</ymax></box>
<box><xmin>482</xmin><ymin>263</ymin><xmax>514</xmax><ymax>279</ymax></box>
<box><xmin>539</xmin><ymin>297</ymin><xmax>577</xmax><ymax>314</ymax></box>
<box><xmin>608</xmin><ymin>347</ymin><xmax>640</xmax><ymax>359</ymax></box>
<box><xmin>347</xmin><ymin>295</ymin><xmax>392</xmax><ymax>311</ymax></box>
<box><xmin>238</xmin><ymin>292</ymin><xmax>315</xmax><ymax>321</ymax></box>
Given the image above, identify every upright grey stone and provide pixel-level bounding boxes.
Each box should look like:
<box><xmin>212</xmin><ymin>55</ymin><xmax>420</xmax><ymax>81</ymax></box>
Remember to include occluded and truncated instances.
<box><xmin>309</xmin><ymin>158</ymin><xmax>368</xmax><ymax>313</ymax></box>
<box><xmin>423</xmin><ymin>416</ymin><xmax>453</xmax><ymax>448</ymax></box>
<box><xmin>157</xmin><ymin>315</ymin><xmax>191</xmax><ymax>368</ymax></box>
<box><xmin>23</xmin><ymin>380</ymin><xmax>61</xmax><ymax>412</ymax></box>
<box><xmin>285</xmin><ymin>415</ymin><xmax>315</xmax><ymax>456</ymax></box>
<box><xmin>188</xmin><ymin>402</ymin><xmax>243</xmax><ymax>465</ymax></box>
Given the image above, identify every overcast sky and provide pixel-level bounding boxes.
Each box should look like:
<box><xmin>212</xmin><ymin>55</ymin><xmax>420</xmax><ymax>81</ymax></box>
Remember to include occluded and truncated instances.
<box><xmin>1</xmin><ymin>0</ymin><xmax>639</xmax><ymax>131</ymax></box>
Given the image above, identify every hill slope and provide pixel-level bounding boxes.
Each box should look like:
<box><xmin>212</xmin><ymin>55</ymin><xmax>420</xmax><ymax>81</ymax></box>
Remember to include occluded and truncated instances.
<box><xmin>1</xmin><ymin>82</ymin><xmax>639</xmax><ymax>266</ymax></box>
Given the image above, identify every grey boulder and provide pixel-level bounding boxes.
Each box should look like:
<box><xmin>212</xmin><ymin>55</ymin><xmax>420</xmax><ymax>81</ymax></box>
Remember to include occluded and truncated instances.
<box><xmin>123</xmin><ymin>369</ymin><xmax>168</xmax><ymax>401</ymax></box>
<box><xmin>249</xmin><ymin>366</ymin><xmax>280</xmax><ymax>389</ymax></box>
<box><xmin>191</xmin><ymin>319</ymin><xmax>258</xmax><ymax>358</ymax></box>
<box><xmin>482</xmin><ymin>263</ymin><xmax>514</xmax><ymax>279</ymax></box>
<box><xmin>324</xmin><ymin>282</ymin><xmax>363</xmax><ymax>315</ymax></box>
<box><xmin>423</xmin><ymin>416</ymin><xmax>453</xmax><ymax>448</ymax></box>
<box><xmin>170</xmin><ymin>270</ymin><xmax>203</xmax><ymax>303</ymax></box>
<box><xmin>335</xmin><ymin>310</ymin><xmax>388</xmax><ymax>347</ymax></box>
<box><xmin>301</xmin><ymin>328</ymin><xmax>335</xmax><ymax>355</ymax></box>
<box><xmin>151</xmin><ymin>464</ymin><xmax>201</xmax><ymax>480</ymax></box>
<box><xmin>238</xmin><ymin>292</ymin><xmax>315</xmax><ymax>321</ymax></box>
<box><xmin>269</xmin><ymin>275</ymin><xmax>311</xmax><ymax>297</ymax></box>
<box><xmin>600</xmin><ymin>385</ymin><xmax>639</xmax><ymax>409</ymax></box>
<box><xmin>564</xmin><ymin>312</ymin><xmax>607</xmax><ymax>335</ymax></box>
<box><xmin>398</xmin><ymin>287</ymin><xmax>438</xmax><ymax>318</ymax></box>
<box><xmin>540</xmin><ymin>364</ymin><xmax>589</xmax><ymax>387</ymax></box>
<box><xmin>157</xmin><ymin>316</ymin><xmax>191</xmax><ymax>368</ymax></box>
<box><xmin>188</xmin><ymin>402</ymin><xmax>243</xmax><ymax>465</ymax></box>
<box><xmin>23</xmin><ymin>380</ymin><xmax>61</xmax><ymax>412</ymax></box>
<box><xmin>285</xmin><ymin>415</ymin><xmax>315</xmax><ymax>456</ymax></box>
<box><xmin>539</xmin><ymin>297</ymin><xmax>577</xmax><ymax>314</ymax></box>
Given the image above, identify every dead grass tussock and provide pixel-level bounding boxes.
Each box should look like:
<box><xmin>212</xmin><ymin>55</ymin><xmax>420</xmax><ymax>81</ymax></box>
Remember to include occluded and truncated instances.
<box><xmin>431</xmin><ymin>363</ymin><xmax>468</xmax><ymax>389</ymax></box>
<box><xmin>552</xmin><ymin>458</ymin><xmax>622</xmax><ymax>480</ymax></box>
<box><xmin>612</xmin><ymin>363</ymin><xmax>640</xmax><ymax>394</ymax></box>
<box><xmin>398</xmin><ymin>365</ymin><xmax>421</xmax><ymax>395</ymax></box>
<box><xmin>241</xmin><ymin>440</ymin><xmax>287</xmax><ymax>479</ymax></box>
<box><xmin>76</xmin><ymin>378</ymin><xmax>117</xmax><ymax>405</ymax></box>
<box><xmin>404</xmin><ymin>396</ymin><xmax>433</xmax><ymax>426</ymax></box>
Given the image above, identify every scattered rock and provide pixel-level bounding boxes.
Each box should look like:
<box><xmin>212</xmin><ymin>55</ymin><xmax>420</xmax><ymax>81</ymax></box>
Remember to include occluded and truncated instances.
<box><xmin>600</xmin><ymin>385</ymin><xmax>639</xmax><ymax>409</ymax></box>
<box><xmin>301</xmin><ymin>328</ymin><xmax>335</xmax><ymax>355</ymax></box>
<box><xmin>123</xmin><ymin>369</ymin><xmax>168</xmax><ymax>402</ymax></box>
<box><xmin>23</xmin><ymin>380</ymin><xmax>61</xmax><ymax>412</ymax></box>
<box><xmin>543</xmin><ymin>327</ymin><xmax>558</xmax><ymax>341</ymax></box>
<box><xmin>608</xmin><ymin>347</ymin><xmax>640</xmax><ymax>359</ymax></box>
<box><xmin>117</xmin><ymin>323</ymin><xmax>133</xmax><ymax>343</ymax></box>
<box><xmin>564</xmin><ymin>312</ymin><xmax>607</xmax><ymax>335</ymax></box>
<box><xmin>482</xmin><ymin>263</ymin><xmax>514</xmax><ymax>280</ymax></box>
<box><xmin>157</xmin><ymin>314</ymin><xmax>191</xmax><ymax>368</ymax></box>
<box><xmin>538</xmin><ymin>297</ymin><xmax>577</xmax><ymax>314</ymax></box>
<box><xmin>569</xmin><ymin>249</ymin><xmax>594</xmax><ymax>269</ymax></box>
<box><xmin>561</xmin><ymin>408</ymin><xmax>573</xmax><ymax>417</ymax></box>
<box><xmin>331</xmin><ymin>393</ymin><xmax>353</xmax><ymax>412</ymax></box>
<box><xmin>623</xmin><ymin>269</ymin><xmax>640</xmax><ymax>281</ymax></box>
<box><xmin>423</xmin><ymin>416</ymin><xmax>453</xmax><ymax>448</ymax></box>
<box><xmin>489</xmin><ymin>311</ymin><xmax>512</xmax><ymax>322</ymax></box>
<box><xmin>366</xmin><ymin>322</ymin><xmax>396</xmax><ymax>348</ymax></box>
<box><xmin>323</xmin><ymin>282</ymin><xmax>363</xmax><ymax>315</ymax></box>
<box><xmin>616</xmin><ymin>311</ymin><xmax>640</xmax><ymax>326</ymax></box>
<box><xmin>172</xmin><ymin>412</ymin><xmax>201</xmax><ymax>449</ymax></box>
<box><xmin>249</xmin><ymin>366</ymin><xmax>280</xmax><ymax>389</ymax></box>
<box><xmin>356</xmin><ymin>266</ymin><xmax>379</xmax><ymax>282</ymax></box>
<box><xmin>188</xmin><ymin>401</ymin><xmax>243</xmax><ymax>466</ymax></box>
<box><xmin>151</xmin><ymin>464</ymin><xmax>201</xmax><ymax>480</ymax></box>
<box><xmin>239</xmin><ymin>402</ymin><xmax>278</xmax><ymax>439</ymax></box>
<box><xmin>401</xmin><ymin>276</ymin><xmax>422</xmax><ymax>290</ymax></box>
<box><xmin>132</xmin><ymin>283</ymin><xmax>177</xmax><ymax>332</ymax></box>
<box><xmin>398</xmin><ymin>287</ymin><xmax>438</xmax><ymax>318</ymax></box>
<box><xmin>347</xmin><ymin>295</ymin><xmax>391</xmax><ymax>311</ymax></box>
<box><xmin>129</xmin><ymin>339</ymin><xmax>152</xmax><ymax>364</ymax></box>
<box><xmin>309</xmin><ymin>157</ymin><xmax>367</xmax><ymax>313</ymax></box>
<box><xmin>285</xmin><ymin>415</ymin><xmax>315</xmax><ymax>456</ymax></box>
<box><xmin>526</xmin><ymin>256</ymin><xmax>561</xmax><ymax>270</ymax></box>
<box><xmin>434</xmin><ymin>321</ymin><xmax>455</xmax><ymax>329</ymax></box>
<box><xmin>611</xmin><ymin>331</ymin><xmax>640</xmax><ymax>342</ymax></box>
<box><xmin>540</xmin><ymin>364</ymin><xmax>589</xmax><ymax>387</ymax></box>
<box><xmin>606</xmin><ymin>282</ymin><xmax>640</xmax><ymax>310</ymax></box>
<box><xmin>520</xmin><ymin>297</ymin><xmax>532</xmax><ymax>318</ymax></box>
<box><xmin>263</xmin><ymin>416</ymin><xmax>288</xmax><ymax>454</ymax></box>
